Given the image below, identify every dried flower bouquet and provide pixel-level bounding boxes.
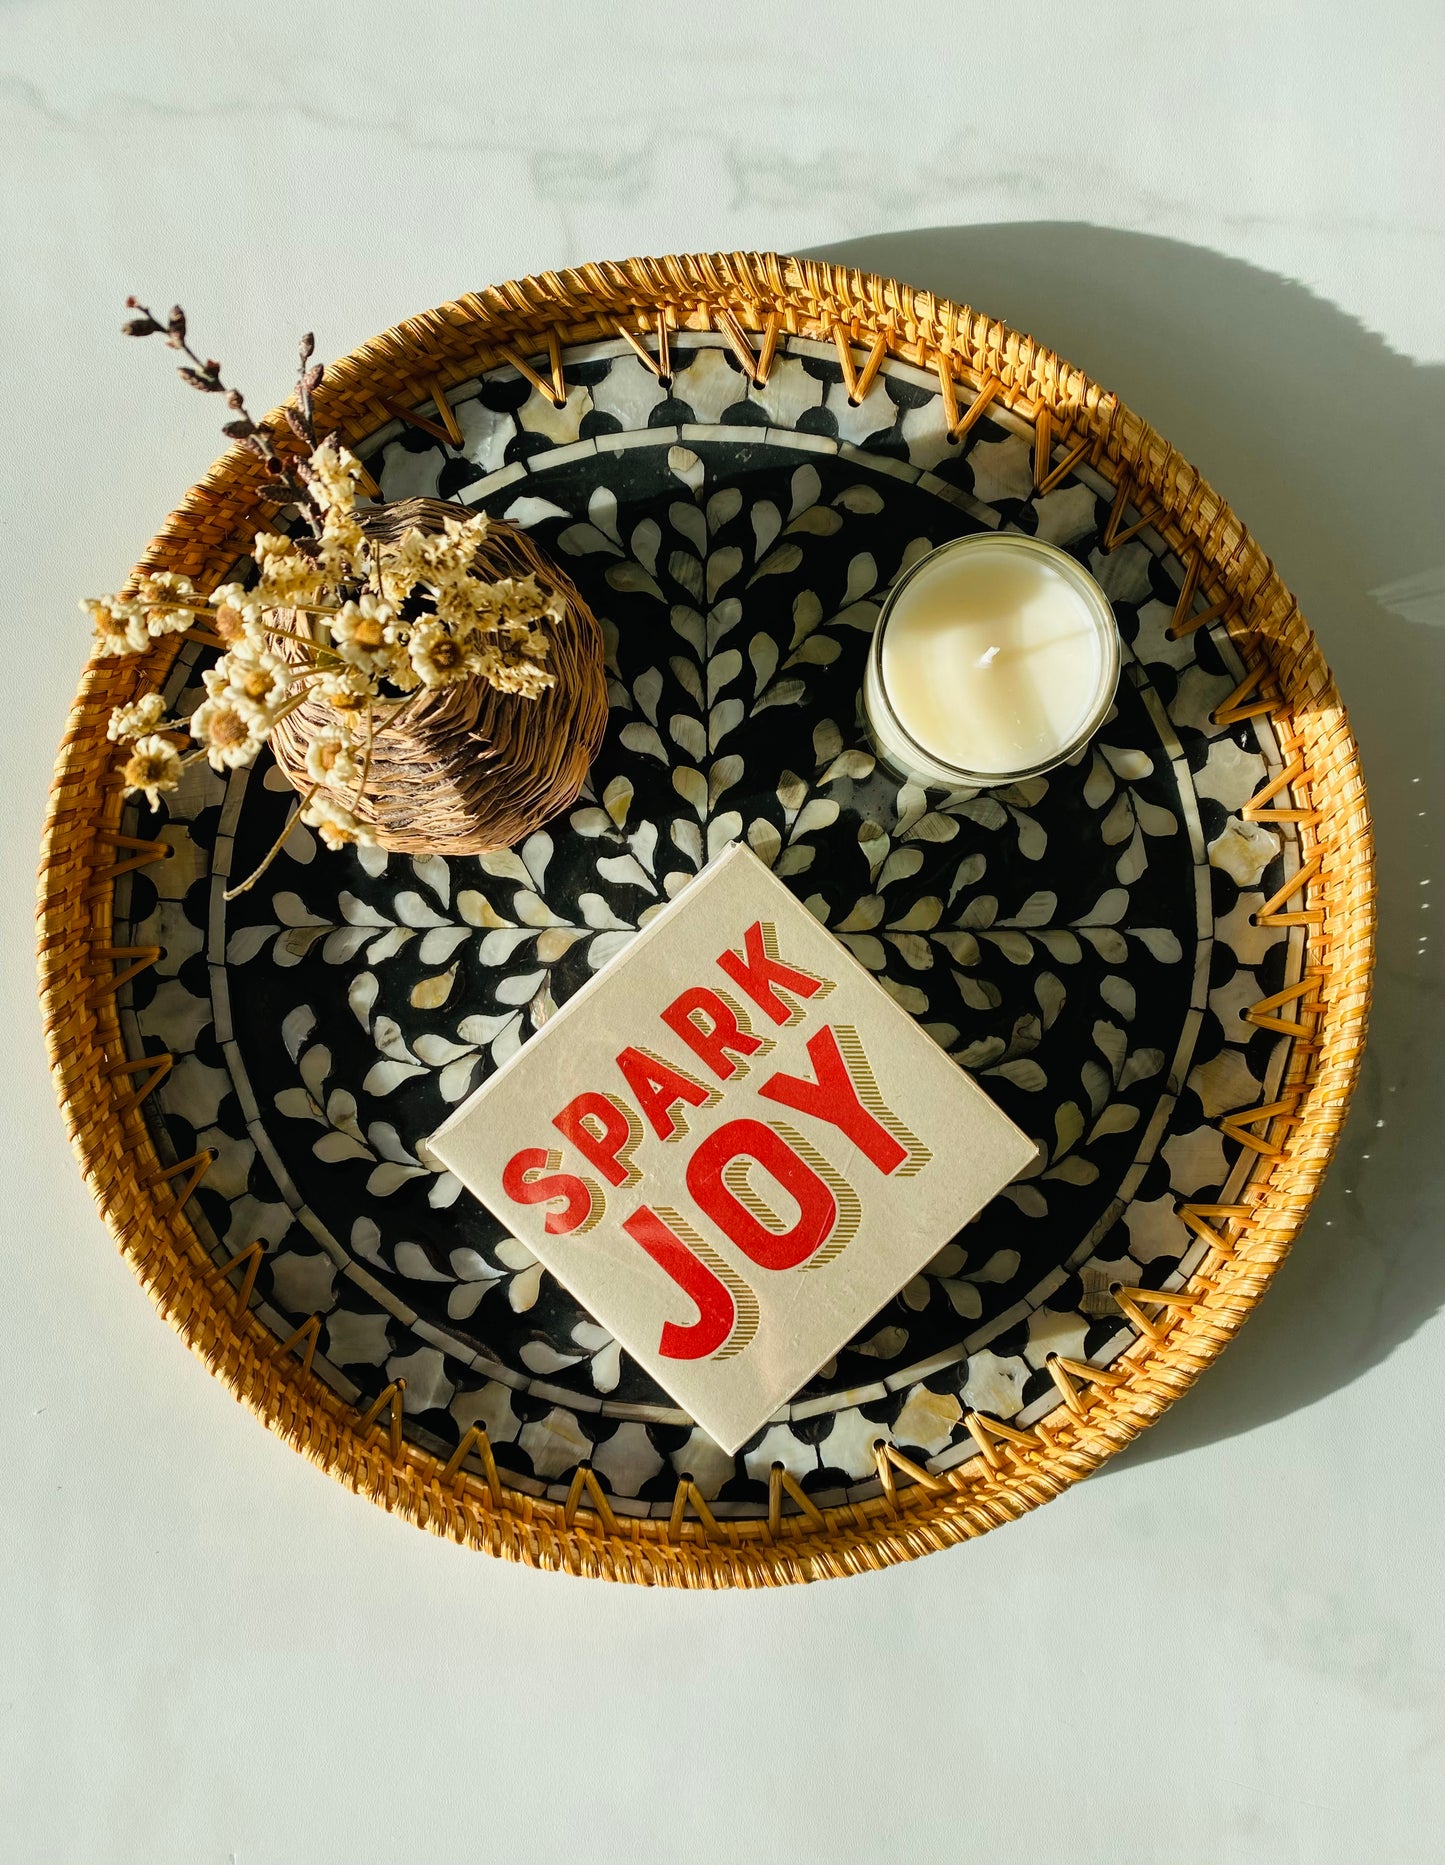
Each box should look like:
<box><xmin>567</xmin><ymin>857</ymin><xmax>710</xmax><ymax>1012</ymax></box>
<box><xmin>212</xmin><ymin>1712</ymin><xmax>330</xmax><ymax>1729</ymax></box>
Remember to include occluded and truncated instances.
<box><xmin>86</xmin><ymin>304</ymin><xmax>575</xmax><ymax>892</ymax></box>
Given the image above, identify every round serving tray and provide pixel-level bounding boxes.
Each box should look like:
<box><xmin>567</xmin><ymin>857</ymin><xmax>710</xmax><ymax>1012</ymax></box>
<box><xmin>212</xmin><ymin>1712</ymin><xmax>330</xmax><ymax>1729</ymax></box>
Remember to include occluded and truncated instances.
<box><xmin>39</xmin><ymin>253</ymin><xmax>1373</xmax><ymax>1585</ymax></box>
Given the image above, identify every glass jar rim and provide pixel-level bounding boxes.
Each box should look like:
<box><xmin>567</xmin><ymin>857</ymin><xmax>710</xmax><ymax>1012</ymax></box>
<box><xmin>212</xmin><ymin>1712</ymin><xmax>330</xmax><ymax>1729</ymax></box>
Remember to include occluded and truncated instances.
<box><xmin>866</xmin><ymin>531</ymin><xmax>1122</xmax><ymax>787</ymax></box>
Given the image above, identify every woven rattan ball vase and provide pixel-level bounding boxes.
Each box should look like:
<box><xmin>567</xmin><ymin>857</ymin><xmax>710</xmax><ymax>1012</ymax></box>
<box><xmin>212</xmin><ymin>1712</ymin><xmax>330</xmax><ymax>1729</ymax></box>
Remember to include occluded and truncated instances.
<box><xmin>267</xmin><ymin>498</ymin><xmax>606</xmax><ymax>855</ymax></box>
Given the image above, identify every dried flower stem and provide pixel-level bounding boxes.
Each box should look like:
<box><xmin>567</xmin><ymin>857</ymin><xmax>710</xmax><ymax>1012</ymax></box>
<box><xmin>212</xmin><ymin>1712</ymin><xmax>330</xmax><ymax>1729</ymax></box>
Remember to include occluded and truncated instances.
<box><xmin>223</xmin><ymin>782</ymin><xmax>320</xmax><ymax>902</ymax></box>
<box><xmin>253</xmin><ymin>622</ymin><xmax>334</xmax><ymax>656</ymax></box>
<box><xmin>263</xmin><ymin>679</ymin><xmax>332</xmax><ymax>732</ymax></box>
<box><xmin>352</xmin><ymin>700</ymin><xmax>376</xmax><ymax>811</ymax></box>
<box><xmin>123</xmin><ymin>299</ymin><xmax>324</xmax><ymax>535</ymax></box>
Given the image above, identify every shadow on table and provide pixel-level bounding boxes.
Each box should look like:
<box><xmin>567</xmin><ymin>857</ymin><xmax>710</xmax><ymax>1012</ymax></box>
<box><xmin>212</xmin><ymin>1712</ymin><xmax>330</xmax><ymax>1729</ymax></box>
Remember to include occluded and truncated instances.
<box><xmin>809</xmin><ymin>224</ymin><xmax>1445</xmax><ymax>1466</ymax></box>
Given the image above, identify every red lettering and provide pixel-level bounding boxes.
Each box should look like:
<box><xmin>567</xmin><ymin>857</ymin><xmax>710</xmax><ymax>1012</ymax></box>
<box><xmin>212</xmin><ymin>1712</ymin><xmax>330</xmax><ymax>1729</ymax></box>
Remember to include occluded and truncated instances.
<box><xmin>500</xmin><ymin>1147</ymin><xmax>600</xmax><ymax>1236</ymax></box>
<box><xmin>659</xmin><ymin>985</ymin><xmax>764</xmax><ymax>1082</ymax></box>
<box><xmin>616</xmin><ymin>1045</ymin><xmax>715</xmax><ymax>1142</ymax></box>
<box><xmin>552</xmin><ymin>1090</ymin><xmax>640</xmax><ymax>1187</ymax></box>
<box><xmin>758</xmin><ymin>1025</ymin><xmax>908</xmax><ymax>1175</ymax></box>
<box><xmin>686</xmin><ymin>1117</ymin><xmax>836</xmax><ymax>1270</ymax></box>
<box><xmin>622</xmin><ymin>1205</ymin><xmax>737</xmax><ymax>1360</ymax></box>
<box><xmin>716</xmin><ymin>919</ymin><xmax>828</xmax><ymax>1026</ymax></box>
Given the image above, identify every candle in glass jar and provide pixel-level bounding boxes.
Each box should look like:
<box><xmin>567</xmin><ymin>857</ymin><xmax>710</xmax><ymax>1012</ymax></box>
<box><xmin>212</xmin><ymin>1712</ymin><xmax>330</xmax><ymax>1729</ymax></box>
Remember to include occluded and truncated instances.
<box><xmin>864</xmin><ymin>534</ymin><xmax>1119</xmax><ymax>787</ymax></box>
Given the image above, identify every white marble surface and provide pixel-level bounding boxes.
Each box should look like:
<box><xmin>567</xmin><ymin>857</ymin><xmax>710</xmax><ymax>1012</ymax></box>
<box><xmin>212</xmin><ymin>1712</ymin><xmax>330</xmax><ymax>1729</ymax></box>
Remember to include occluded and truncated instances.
<box><xmin>2</xmin><ymin>5</ymin><xmax>1442</xmax><ymax>1862</ymax></box>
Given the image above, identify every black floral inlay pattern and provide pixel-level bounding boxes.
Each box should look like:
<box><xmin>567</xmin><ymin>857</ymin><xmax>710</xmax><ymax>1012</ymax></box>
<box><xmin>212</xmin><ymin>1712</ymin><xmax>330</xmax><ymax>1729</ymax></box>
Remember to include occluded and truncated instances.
<box><xmin>118</xmin><ymin>337</ymin><xmax>1300</xmax><ymax>1510</ymax></box>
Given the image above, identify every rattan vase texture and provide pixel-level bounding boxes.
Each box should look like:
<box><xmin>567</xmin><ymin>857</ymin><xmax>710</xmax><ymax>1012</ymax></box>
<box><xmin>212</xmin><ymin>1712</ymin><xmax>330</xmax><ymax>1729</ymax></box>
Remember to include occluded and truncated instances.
<box><xmin>267</xmin><ymin>497</ymin><xmax>607</xmax><ymax>856</ymax></box>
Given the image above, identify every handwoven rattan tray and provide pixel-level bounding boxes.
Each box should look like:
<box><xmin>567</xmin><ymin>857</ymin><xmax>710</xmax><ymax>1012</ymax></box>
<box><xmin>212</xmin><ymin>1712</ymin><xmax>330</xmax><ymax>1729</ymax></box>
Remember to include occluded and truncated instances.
<box><xmin>38</xmin><ymin>253</ymin><xmax>1374</xmax><ymax>1585</ymax></box>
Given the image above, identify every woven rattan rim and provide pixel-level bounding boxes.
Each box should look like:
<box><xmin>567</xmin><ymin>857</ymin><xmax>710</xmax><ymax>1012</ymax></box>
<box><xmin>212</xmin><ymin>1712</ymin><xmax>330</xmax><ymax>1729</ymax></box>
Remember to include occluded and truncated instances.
<box><xmin>37</xmin><ymin>252</ymin><xmax>1374</xmax><ymax>1585</ymax></box>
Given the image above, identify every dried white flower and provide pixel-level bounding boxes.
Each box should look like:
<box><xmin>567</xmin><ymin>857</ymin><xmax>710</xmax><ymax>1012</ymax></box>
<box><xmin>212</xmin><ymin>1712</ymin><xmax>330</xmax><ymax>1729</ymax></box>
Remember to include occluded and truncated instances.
<box><xmin>313</xmin><ymin>664</ymin><xmax>373</xmax><ymax>719</ymax></box>
<box><xmin>107</xmin><ymin>692</ymin><xmax>169</xmax><ymax>742</ymax></box>
<box><xmin>377</xmin><ymin>517</ymin><xmax>481</xmax><ymax>608</ymax></box>
<box><xmin>315</xmin><ymin>524</ymin><xmax>367</xmax><ymax>587</ymax></box>
<box><xmin>134</xmin><ymin>572</ymin><xmax>193</xmax><ymax>633</ymax></box>
<box><xmin>408</xmin><ymin>618</ymin><xmax>476</xmax><ymax>687</ymax></box>
<box><xmin>219</xmin><ymin>643</ymin><xmax>291</xmax><ymax>725</ymax></box>
<box><xmin>304</xmin><ymin>728</ymin><xmax>361</xmax><ymax>791</ymax></box>
<box><xmin>120</xmin><ymin>734</ymin><xmax>183</xmax><ymax>806</ymax></box>
<box><xmin>209</xmin><ymin>581</ymin><xmax>266</xmax><ymax>644</ymax></box>
<box><xmin>381</xmin><ymin>646</ymin><xmax>421</xmax><ymax>693</ymax></box>
<box><xmin>191</xmin><ymin>694</ymin><xmax>262</xmax><ymax>770</ymax></box>
<box><xmin>476</xmin><ymin>644</ymin><xmax>555</xmax><ymax>698</ymax></box>
<box><xmin>308</xmin><ymin>438</ymin><xmax>362</xmax><ymax>515</ymax></box>
<box><xmin>330</xmin><ymin>593</ymin><xmax>396</xmax><ymax>674</ymax></box>
<box><xmin>82</xmin><ymin>598</ymin><xmax>136</xmax><ymax>658</ymax></box>
<box><xmin>253</xmin><ymin>532</ymin><xmax>328</xmax><ymax>607</ymax></box>
<box><xmin>301</xmin><ymin>794</ymin><xmax>376</xmax><ymax>851</ymax></box>
<box><xmin>137</xmin><ymin>570</ymin><xmax>195</xmax><ymax>597</ymax></box>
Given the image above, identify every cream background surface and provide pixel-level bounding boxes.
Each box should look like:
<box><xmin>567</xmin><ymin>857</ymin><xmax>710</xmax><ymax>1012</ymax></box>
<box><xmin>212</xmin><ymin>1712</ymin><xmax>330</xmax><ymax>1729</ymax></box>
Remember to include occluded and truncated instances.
<box><xmin>2</xmin><ymin>5</ymin><xmax>1441</xmax><ymax>1862</ymax></box>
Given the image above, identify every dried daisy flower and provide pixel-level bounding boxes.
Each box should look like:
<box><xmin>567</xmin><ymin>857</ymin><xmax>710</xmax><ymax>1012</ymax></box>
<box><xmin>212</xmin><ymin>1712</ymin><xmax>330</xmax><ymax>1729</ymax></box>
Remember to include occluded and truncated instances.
<box><xmin>304</xmin><ymin>728</ymin><xmax>361</xmax><ymax>791</ymax></box>
<box><xmin>191</xmin><ymin>694</ymin><xmax>263</xmax><ymax>771</ymax></box>
<box><xmin>309</xmin><ymin>436</ymin><xmax>364</xmax><ymax>516</ymax></box>
<box><xmin>133</xmin><ymin>571</ymin><xmax>204</xmax><ymax>638</ymax></box>
<box><xmin>492</xmin><ymin>650</ymin><xmax>556</xmax><ymax>701</ymax></box>
<box><xmin>84</xmin><ymin>597</ymin><xmax>151</xmax><ymax>656</ymax></box>
<box><xmin>121</xmin><ymin>734</ymin><xmax>184</xmax><ymax>806</ymax></box>
<box><xmin>302</xmin><ymin>793</ymin><xmax>375</xmax><ymax>851</ymax></box>
<box><xmin>107</xmin><ymin>692</ymin><xmax>169</xmax><ymax>742</ymax></box>
<box><xmin>219</xmin><ymin>643</ymin><xmax>291</xmax><ymax>725</ymax></box>
<box><xmin>311</xmin><ymin>664</ymin><xmax>373</xmax><ymax>718</ymax></box>
<box><xmin>208</xmin><ymin>582</ymin><xmax>265</xmax><ymax>644</ymax></box>
<box><xmin>330</xmin><ymin>593</ymin><xmax>396</xmax><ymax>675</ymax></box>
<box><xmin>380</xmin><ymin>513</ymin><xmax>487</xmax><ymax>602</ymax></box>
<box><xmin>407</xmin><ymin>617</ymin><xmax>476</xmax><ymax>688</ymax></box>
<box><xmin>253</xmin><ymin>532</ymin><xmax>331</xmax><ymax>608</ymax></box>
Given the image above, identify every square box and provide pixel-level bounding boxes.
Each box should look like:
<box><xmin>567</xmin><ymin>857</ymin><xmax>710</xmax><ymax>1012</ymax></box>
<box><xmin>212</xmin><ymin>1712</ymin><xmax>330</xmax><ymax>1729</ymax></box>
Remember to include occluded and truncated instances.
<box><xmin>429</xmin><ymin>844</ymin><xmax>1035</xmax><ymax>1455</ymax></box>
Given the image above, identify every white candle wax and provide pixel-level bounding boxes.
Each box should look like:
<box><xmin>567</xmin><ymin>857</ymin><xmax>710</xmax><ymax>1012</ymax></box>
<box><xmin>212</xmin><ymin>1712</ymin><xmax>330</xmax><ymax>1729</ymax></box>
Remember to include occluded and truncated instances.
<box><xmin>864</xmin><ymin>535</ymin><xmax>1118</xmax><ymax>786</ymax></box>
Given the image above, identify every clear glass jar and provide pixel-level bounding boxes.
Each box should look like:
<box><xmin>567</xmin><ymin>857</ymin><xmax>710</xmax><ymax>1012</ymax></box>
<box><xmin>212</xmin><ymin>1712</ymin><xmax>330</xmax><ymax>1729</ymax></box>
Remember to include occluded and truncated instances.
<box><xmin>862</xmin><ymin>532</ymin><xmax>1121</xmax><ymax>788</ymax></box>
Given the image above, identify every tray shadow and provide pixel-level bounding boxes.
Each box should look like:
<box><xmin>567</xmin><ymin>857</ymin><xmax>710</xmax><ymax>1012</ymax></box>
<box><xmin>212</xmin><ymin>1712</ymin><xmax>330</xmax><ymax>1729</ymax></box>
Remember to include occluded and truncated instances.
<box><xmin>807</xmin><ymin>223</ymin><xmax>1444</xmax><ymax>1466</ymax></box>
